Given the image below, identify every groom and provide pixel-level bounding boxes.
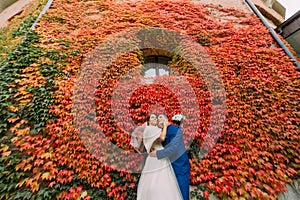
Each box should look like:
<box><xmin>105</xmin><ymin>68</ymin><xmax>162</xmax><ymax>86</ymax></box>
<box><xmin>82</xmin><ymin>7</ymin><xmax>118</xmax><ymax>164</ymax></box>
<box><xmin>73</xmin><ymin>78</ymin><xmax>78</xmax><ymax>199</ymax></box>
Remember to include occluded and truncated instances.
<box><xmin>150</xmin><ymin>114</ymin><xmax>190</xmax><ymax>200</ymax></box>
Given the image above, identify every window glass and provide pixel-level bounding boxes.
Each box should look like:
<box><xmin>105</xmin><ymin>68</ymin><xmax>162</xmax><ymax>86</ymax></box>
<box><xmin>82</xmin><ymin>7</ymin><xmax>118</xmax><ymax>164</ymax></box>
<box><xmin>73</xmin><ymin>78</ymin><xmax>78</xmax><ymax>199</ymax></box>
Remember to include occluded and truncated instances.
<box><xmin>143</xmin><ymin>56</ymin><xmax>171</xmax><ymax>78</ymax></box>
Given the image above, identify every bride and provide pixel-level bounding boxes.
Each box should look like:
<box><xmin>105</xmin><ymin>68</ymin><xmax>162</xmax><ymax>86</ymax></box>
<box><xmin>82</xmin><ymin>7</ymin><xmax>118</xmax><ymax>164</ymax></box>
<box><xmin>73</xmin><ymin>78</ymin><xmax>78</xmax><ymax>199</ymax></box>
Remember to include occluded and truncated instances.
<box><xmin>136</xmin><ymin>113</ymin><xmax>183</xmax><ymax>200</ymax></box>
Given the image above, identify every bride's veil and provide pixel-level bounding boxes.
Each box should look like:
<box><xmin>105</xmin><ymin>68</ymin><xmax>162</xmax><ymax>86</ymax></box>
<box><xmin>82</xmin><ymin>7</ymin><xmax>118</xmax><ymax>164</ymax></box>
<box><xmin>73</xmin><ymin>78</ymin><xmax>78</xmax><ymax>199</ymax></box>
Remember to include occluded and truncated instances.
<box><xmin>130</xmin><ymin>122</ymin><xmax>147</xmax><ymax>154</ymax></box>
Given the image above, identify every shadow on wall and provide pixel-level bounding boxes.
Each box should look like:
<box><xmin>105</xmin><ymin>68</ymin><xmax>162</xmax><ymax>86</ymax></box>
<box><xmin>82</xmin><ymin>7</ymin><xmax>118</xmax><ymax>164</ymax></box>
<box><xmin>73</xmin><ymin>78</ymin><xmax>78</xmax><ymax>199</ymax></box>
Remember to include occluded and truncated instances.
<box><xmin>0</xmin><ymin>0</ymin><xmax>18</xmax><ymax>13</ymax></box>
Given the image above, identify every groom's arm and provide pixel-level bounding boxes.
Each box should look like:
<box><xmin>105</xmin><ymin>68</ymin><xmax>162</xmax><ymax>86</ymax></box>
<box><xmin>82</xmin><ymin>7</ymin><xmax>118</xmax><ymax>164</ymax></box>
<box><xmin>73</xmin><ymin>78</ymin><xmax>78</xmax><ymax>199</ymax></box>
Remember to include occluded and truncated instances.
<box><xmin>155</xmin><ymin>129</ymin><xmax>186</xmax><ymax>162</ymax></box>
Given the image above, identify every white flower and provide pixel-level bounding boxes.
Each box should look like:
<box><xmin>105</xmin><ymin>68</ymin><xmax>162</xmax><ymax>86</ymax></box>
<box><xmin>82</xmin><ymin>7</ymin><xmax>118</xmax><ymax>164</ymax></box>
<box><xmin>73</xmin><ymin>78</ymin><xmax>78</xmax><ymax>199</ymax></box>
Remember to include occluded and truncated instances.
<box><xmin>172</xmin><ymin>114</ymin><xmax>186</xmax><ymax>122</ymax></box>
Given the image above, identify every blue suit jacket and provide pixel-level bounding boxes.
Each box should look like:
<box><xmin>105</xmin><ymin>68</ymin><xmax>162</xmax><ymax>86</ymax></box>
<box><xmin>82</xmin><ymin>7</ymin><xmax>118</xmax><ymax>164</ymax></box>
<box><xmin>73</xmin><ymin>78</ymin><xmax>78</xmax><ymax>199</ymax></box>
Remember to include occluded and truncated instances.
<box><xmin>156</xmin><ymin>125</ymin><xmax>190</xmax><ymax>176</ymax></box>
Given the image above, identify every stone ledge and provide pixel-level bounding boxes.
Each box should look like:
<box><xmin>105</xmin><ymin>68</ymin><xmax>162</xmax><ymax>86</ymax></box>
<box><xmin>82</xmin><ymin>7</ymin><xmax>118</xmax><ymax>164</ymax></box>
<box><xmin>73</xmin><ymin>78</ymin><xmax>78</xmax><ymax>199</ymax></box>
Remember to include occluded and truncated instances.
<box><xmin>0</xmin><ymin>0</ymin><xmax>34</xmax><ymax>28</ymax></box>
<box><xmin>252</xmin><ymin>0</ymin><xmax>285</xmax><ymax>26</ymax></box>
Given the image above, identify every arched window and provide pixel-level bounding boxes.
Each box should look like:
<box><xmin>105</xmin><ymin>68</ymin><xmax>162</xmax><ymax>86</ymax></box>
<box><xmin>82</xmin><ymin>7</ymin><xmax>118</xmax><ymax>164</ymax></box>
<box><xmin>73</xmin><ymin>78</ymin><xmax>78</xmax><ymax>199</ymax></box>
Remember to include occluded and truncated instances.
<box><xmin>143</xmin><ymin>56</ymin><xmax>171</xmax><ymax>78</ymax></box>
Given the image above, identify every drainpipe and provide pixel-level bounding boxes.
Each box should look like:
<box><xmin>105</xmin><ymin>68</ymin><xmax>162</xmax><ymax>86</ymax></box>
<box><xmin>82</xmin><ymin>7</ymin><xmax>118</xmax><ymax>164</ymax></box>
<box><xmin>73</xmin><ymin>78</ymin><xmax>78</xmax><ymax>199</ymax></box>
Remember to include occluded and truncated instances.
<box><xmin>245</xmin><ymin>0</ymin><xmax>300</xmax><ymax>70</ymax></box>
<box><xmin>30</xmin><ymin>0</ymin><xmax>53</xmax><ymax>30</ymax></box>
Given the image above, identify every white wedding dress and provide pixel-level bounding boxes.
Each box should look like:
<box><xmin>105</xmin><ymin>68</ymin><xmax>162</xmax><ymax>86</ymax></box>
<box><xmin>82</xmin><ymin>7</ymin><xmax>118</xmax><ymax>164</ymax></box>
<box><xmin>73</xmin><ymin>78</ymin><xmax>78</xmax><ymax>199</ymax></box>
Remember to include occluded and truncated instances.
<box><xmin>137</xmin><ymin>125</ymin><xmax>183</xmax><ymax>200</ymax></box>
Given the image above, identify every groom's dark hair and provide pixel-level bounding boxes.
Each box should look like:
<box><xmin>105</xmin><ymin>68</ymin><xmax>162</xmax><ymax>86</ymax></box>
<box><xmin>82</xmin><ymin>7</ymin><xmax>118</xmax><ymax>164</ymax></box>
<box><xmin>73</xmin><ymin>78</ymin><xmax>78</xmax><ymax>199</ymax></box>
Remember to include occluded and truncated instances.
<box><xmin>171</xmin><ymin>120</ymin><xmax>181</xmax><ymax>126</ymax></box>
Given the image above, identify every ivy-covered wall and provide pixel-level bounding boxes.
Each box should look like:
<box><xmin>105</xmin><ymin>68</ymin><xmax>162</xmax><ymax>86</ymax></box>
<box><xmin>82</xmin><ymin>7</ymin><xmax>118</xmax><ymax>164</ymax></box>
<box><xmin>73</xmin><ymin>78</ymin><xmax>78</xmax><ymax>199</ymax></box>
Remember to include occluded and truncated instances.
<box><xmin>0</xmin><ymin>0</ymin><xmax>299</xmax><ymax>199</ymax></box>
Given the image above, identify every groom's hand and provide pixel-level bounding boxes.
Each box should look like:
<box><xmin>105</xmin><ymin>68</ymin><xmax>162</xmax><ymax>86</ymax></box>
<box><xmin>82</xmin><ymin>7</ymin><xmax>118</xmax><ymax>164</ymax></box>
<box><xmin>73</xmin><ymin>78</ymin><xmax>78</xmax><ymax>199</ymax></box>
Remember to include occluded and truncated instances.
<box><xmin>149</xmin><ymin>150</ymin><xmax>157</xmax><ymax>157</ymax></box>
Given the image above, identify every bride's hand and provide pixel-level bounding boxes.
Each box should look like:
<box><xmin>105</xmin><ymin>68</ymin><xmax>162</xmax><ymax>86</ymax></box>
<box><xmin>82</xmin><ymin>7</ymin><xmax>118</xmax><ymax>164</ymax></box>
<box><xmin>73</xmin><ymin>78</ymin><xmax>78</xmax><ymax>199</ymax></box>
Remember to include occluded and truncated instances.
<box><xmin>149</xmin><ymin>150</ymin><xmax>157</xmax><ymax>157</ymax></box>
<box><xmin>163</xmin><ymin>120</ymin><xmax>169</xmax><ymax>127</ymax></box>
